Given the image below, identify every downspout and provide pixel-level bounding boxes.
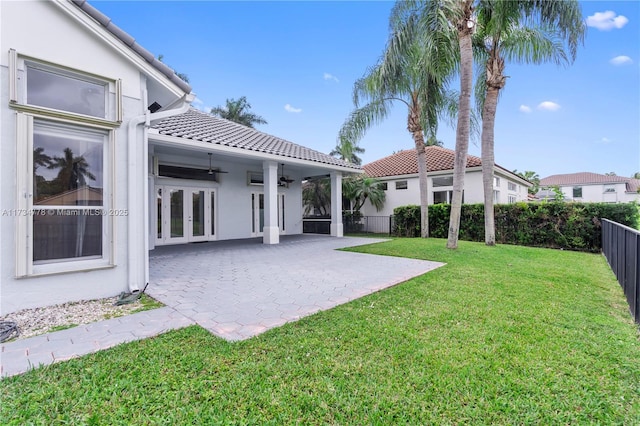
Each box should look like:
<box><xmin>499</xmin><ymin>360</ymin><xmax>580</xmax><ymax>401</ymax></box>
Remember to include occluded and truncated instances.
<box><xmin>127</xmin><ymin>92</ymin><xmax>194</xmax><ymax>292</ymax></box>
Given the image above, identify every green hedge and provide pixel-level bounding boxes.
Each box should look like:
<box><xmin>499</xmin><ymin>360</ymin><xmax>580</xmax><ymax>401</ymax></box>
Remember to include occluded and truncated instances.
<box><xmin>392</xmin><ymin>202</ymin><xmax>639</xmax><ymax>252</ymax></box>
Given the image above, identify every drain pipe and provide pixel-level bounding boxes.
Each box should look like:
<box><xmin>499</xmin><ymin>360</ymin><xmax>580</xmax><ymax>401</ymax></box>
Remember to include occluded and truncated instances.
<box><xmin>128</xmin><ymin>92</ymin><xmax>194</xmax><ymax>292</ymax></box>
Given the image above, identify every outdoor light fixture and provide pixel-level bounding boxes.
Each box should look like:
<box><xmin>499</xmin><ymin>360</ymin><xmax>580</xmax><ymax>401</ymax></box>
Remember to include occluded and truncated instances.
<box><xmin>148</xmin><ymin>101</ymin><xmax>162</xmax><ymax>113</ymax></box>
<box><xmin>208</xmin><ymin>153</ymin><xmax>214</xmax><ymax>175</ymax></box>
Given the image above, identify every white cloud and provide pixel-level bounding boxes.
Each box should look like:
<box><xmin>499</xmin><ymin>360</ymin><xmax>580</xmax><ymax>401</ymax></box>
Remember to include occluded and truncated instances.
<box><xmin>323</xmin><ymin>72</ymin><xmax>339</xmax><ymax>83</ymax></box>
<box><xmin>284</xmin><ymin>104</ymin><xmax>302</xmax><ymax>113</ymax></box>
<box><xmin>600</xmin><ymin>137</ymin><xmax>613</xmax><ymax>144</ymax></box>
<box><xmin>519</xmin><ymin>105</ymin><xmax>532</xmax><ymax>113</ymax></box>
<box><xmin>537</xmin><ymin>101</ymin><xmax>561</xmax><ymax>111</ymax></box>
<box><xmin>610</xmin><ymin>55</ymin><xmax>633</xmax><ymax>65</ymax></box>
<box><xmin>586</xmin><ymin>11</ymin><xmax>628</xmax><ymax>31</ymax></box>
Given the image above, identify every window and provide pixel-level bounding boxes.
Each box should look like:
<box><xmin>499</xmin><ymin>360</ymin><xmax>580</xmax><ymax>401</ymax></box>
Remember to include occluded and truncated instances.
<box><xmin>380</xmin><ymin>182</ymin><xmax>388</xmax><ymax>191</ymax></box>
<box><xmin>433</xmin><ymin>190</ymin><xmax>452</xmax><ymax>204</ymax></box>
<box><xmin>395</xmin><ymin>180</ymin><xmax>408</xmax><ymax>190</ymax></box>
<box><xmin>508</xmin><ymin>195</ymin><xmax>517</xmax><ymax>204</ymax></box>
<box><xmin>432</xmin><ymin>175</ymin><xmax>453</xmax><ymax>187</ymax></box>
<box><xmin>493</xmin><ymin>190</ymin><xmax>500</xmax><ymax>204</ymax></box>
<box><xmin>11</xmin><ymin>52</ymin><xmax>119</xmax><ymax>276</ymax></box>
<box><xmin>508</xmin><ymin>182</ymin><xmax>517</xmax><ymax>191</ymax></box>
<box><xmin>248</xmin><ymin>171</ymin><xmax>264</xmax><ymax>185</ymax></box>
<box><xmin>494</xmin><ymin>177</ymin><xmax>501</xmax><ymax>187</ymax></box>
<box><xmin>10</xmin><ymin>50</ymin><xmax>122</xmax><ymax>123</ymax></box>
<box><xmin>573</xmin><ymin>187</ymin><xmax>582</xmax><ymax>198</ymax></box>
<box><xmin>158</xmin><ymin>164</ymin><xmax>218</xmax><ymax>182</ymax></box>
<box><xmin>604</xmin><ymin>185</ymin><xmax>616</xmax><ymax>193</ymax></box>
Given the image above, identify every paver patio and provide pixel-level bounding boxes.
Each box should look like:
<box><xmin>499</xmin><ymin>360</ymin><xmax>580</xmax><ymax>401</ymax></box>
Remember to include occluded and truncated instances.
<box><xmin>149</xmin><ymin>235</ymin><xmax>444</xmax><ymax>340</ymax></box>
<box><xmin>2</xmin><ymin>235</ymin><xmax>443</xmax><ymax>377</ymax></box>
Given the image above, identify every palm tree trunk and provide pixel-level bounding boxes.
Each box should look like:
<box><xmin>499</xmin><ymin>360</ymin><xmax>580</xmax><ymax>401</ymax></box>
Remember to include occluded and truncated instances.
<box><xmin>408</xmin><ymin>99</ymin><xmax>429</xmax><ymax>238</ymax></box>
<box><xmin>481</xmin><ymin>85</ymin><xmax>499</xmax><ymax>246</ymax></box>
<box><xmin>447</xmin><ymin>1</ymin><xmax>474</xmax><ymax>249</ymax></box>
<box><xmin>482</xmin><ymin>48</ymin><xmax>506</xmax><ymax>246</ymax></box>
<box><xmin>413</xmin><ymin>129</ymin><xmax>429</xmax><ymax>238</ymax></box>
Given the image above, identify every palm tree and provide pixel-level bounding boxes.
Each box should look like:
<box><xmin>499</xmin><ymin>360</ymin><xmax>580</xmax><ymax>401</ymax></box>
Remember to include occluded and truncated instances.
<box><xmin>342</xmin><ymin>176</ymin><xmax>386</xmax><ymax>213</ymax></box>
<box><xmin>210</xmin><ymin>96</ymin><xmax>267</xmax><ymax>128</ymax></box>
<box><xmin>632</xmin><ymin>172</ymin><xmax>640</xmax><ymax>179</ymax></box>
<box><xmin>476</xmin><ymin>0</ymin><xmax>585</xmax><ymax>245</ymax></box>
<box><xmin>33</xmin><ymin>147</ymin><xmax>52</xmax><ymax>202</ymax></box>
<box><xmin>330</xmin><ymin>136</ymin><xmax>365</xmax><ymax>165</ymax></box>
<box><xmin>446</xmin><ymin>0</ymin><xmax>476</xmax><ymax>249</ymax></box>
<box><xmin>48</xmin><ymin>147</ymin><xmax>96</xmax><ymax>192</ymax></box>
<box><xmin>340</xmin><ymin>8</ymin><xmax>458</xmax><ymax>238</ymax></box>
<box><xmin>425</xmin><ymin>135</ymin><xmax>444</xmax><ymax>147</ymax></box>
<box><xmin>302</xmin><ymin>178</ymin><xmax>331</xmax><ymax>216</ymax></box>
<box><xmin>514</xmin><ymin>170</ymin><xmax>540</xmax><ymax>194</ymax></box>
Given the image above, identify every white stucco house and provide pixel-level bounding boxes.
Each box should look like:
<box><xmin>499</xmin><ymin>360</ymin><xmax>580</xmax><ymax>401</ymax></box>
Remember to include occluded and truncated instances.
<box><xmin>538</xmin><ymin>172</ymin><xmax>640</xmax><ymax>203</ymax></box>
<box><xmin>0</xmin><ymin>0</ymin><xmax>359</xmax><ymax>314</ymax></box>
<box><xmin>359</xmin><ymin>146</ymin><xmax>532</xmax><ymax>217</ymax></box>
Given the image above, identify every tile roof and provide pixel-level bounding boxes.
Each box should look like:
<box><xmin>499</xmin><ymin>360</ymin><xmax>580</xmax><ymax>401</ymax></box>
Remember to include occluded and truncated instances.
<box><xmin>71</xmin><ymin>0</ymin><xmax>192</xmax><ymax>94</ymax></box>
<box><xmin>540</xmin><ymin>172</ymin><xmax>640</xmax><ymax>193</ymax></box>
<box><xmin>152</xmin><ymin>109</ymin><xmax>361</xmax><ymax>170</ymax></box>
<box><xmin>363</xmin><ymin>146</ymin><xmax>482</xmax><ymax>178</ymax></box>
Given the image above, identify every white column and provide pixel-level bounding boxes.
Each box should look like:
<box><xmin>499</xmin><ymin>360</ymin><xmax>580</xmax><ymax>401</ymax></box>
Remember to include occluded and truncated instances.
<box><xmin>263</xmin><ymin>161</ymin><xmax>280</xmax><ymax>244</ymax></box>
<box><xmin>330</xmin><ymin>171</ymin><xmax>343</xmax><ymax>237</ymax></box>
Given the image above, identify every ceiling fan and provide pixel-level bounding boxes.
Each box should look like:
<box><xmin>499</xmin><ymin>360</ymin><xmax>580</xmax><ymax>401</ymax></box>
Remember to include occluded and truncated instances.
<box><xmin>208</xmin><ymin>153</ymin><xmax>228</xmax><ymax>175</ymax></box>
<box><xmin>278</xmin><ymin>163</ymin><xmax>295</xmax><ymax>187</ymax></box>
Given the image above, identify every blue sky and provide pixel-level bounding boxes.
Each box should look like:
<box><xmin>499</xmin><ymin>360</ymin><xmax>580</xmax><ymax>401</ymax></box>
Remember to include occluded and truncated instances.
<box><xmin>94</xmin><ymin>1</ymin><xmax>640</xmax><ymax>178</ymax></box>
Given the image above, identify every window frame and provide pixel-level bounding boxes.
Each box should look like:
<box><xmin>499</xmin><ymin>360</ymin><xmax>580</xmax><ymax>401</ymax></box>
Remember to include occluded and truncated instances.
<box><xmin>9</xmin><ymin>49</ymin><xmax>122</xmax><ymax>127</ymax></box>
<box><xmin>572</xmin><ymin>186</ymin><xmax>583</xmax><ymax>198</ymax></box>
<box><xmin>10</xmin><ymin>51</ymin><xmax>118</xmax><ymax>277</ymax></box>
<box><xmin>395</xmin><ymin>180</ymin><xmax>408</xmax><ymax>190</ymax></box>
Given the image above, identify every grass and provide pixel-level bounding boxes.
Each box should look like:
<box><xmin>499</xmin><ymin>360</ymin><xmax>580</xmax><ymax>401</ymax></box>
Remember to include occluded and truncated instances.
<box><xmin>2</xmin><ymin>238</ymin><xmax>639</xmax><ymax>424</ymax></box>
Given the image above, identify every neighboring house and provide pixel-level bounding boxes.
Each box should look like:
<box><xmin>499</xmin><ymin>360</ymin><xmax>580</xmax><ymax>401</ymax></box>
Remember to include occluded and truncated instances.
<box><xmin>538</xmin><ymin>172</ymin><xmax>640</xmax><ymax>203</ymax></box>
<box><xmin>360</xmin><ymin>146</ymin><xmax>532</xmax><ymax>217</ymax></box>
<box><xmin>0</xmin><ymin>0</ymin><xmax>359</xmax><ymax>314</ymax></box>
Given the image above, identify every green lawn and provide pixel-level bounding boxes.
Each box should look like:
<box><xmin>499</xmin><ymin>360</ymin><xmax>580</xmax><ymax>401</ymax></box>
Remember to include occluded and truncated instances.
<box><xmin>2</xmin><ymin>239</ymin><xmax>639</xmax><ymax>424</ymax></box>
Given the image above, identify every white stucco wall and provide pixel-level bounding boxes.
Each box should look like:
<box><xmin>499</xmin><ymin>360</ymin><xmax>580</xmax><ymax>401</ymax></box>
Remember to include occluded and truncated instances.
<box><xmin>360</xmin><ymin>169</ymin><xmax>529</xmax><ymax>218</ymax></box>
<box><xmin>0</xmin><ymin>1</ymin><xmax>155</xmax><ymax>313</ymax></box>
<box><xmin>151</xmin><ymin>150</ymin><xmax>304</xmax><ymax>243</ymax></box>
<box><xmin>559</xmin><ymin>182</ymin><xmax>636</xmax><ymax>203</ymax></box>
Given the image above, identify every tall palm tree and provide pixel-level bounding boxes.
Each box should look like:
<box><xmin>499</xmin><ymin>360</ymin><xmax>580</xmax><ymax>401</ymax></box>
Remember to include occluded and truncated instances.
<box><xmin>446</xmin><ymin>0</ymin><xmax>476</xmax><ymax>249</ymax></box>
<box><xmin>210</xmin><ymin>96</ymin><xmax>267</xmax><ymax>128</ymax></box>
<box><xmin>340</xmin><ymin>9</ymin><xmax>457</xmax><ymax>238</ymax></box>
<box><xmin>342</xmin><ymin>176</ymin><xmax>386</xmax><ymax>213</ymax></box>
<box><xmin>476</xmin><ymin>0</ymin><xmax>585</xmax><ymax>245</ymax></box>
<box><xmin>330</xmin><ymin>136</ymin><xmax>365</xmax><ymax>165</ymax></box>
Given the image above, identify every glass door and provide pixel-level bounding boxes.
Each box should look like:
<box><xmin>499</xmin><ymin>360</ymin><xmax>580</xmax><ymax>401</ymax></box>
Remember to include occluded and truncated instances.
<box><xmin>251</xmin><ymin>192</ymin><xmax>285</xmax><ymax>237</ymax></box>
<box><xmin>156</xmin><ymin>186</ymin><xmax>216</xmax><ymax>245</ymax></box>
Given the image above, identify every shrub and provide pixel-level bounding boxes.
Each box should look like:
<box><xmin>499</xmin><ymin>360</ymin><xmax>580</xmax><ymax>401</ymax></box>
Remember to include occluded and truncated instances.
<box><xmin>392</xmin><ymin>202</ymin><xmax>639</xmax><ymax>252</ymax></box>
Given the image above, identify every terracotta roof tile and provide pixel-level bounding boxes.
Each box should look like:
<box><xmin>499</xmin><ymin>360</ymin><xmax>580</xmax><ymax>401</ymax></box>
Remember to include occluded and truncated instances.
<box><xmin>540</xmin><ymin>172</ymin><xmax>633</xmax><ymax>186</ymax></box>
<box><xmin>152</xmin><ymin>109</ymin><xmax>360</xmax><ymax>169</ymax></box>
<box><xmin>363</xmin><ymin>146</ymin><xmax>482</xmax><ymax>178</ymax></box>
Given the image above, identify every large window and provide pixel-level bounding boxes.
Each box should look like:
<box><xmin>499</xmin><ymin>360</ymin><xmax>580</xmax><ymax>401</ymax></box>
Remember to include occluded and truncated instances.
<box><xmin>508</xmin><ymin>182</ymin><xmax>517</xmax><ymax>191</ymax></box>
<box><xmin>32</xmin><ymin>121</ymin><xmax>107</xmax><ymax>262</ymax></box>
<box><xmin>11</xmin><ymin>51</ymin><xmax>119</xmax><ymax>276</ymax></box>
<box><xmin>395</xmin><ymin>180</ymin><xmax>408</xmax><ymax>190</ymax></box>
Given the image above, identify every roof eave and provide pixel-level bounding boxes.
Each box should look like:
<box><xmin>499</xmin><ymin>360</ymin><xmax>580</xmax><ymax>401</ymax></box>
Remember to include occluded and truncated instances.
<box><xmin>149</xmin><ymin>132</ymin><xmax>364</xmax><ymax>174</ymax></box>
<box><xmin>65</xmin><ymin>0</ymin><xmax>191</xmax><ymax>96</ymax></box>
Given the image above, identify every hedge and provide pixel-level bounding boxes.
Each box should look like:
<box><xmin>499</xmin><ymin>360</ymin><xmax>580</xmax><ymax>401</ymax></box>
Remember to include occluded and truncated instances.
<box><xmin>392</xmin><ymin>202</ymin><xmax>639</xmax><ymax>252</ymax></box>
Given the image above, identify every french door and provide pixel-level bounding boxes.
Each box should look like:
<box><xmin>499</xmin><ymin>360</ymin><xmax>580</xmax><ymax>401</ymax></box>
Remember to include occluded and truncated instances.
<box><xmin>251</xmin><ymin>192</ymin><xmax>285</xmax><ymax>237</ymax></box>
<box><xmin>156</xmin><ymin>186</ymin><xmax>216</xmax><ymax>245</ymax></box>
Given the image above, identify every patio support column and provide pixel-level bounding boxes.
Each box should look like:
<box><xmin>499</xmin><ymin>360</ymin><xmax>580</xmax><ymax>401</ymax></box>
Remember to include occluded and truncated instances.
<box><xmin>330</xmin><ymin>171</ymin><xmax>343</xmax><ymax>237</ymax></box>
<box><xmin>263</xmin><ymin>160</ymin><xmax>280</xmax><ymax>244</ymax></box>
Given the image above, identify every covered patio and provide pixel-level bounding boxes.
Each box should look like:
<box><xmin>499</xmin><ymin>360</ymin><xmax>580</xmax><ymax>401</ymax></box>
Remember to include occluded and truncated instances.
<box><xmin>148</xmin><ymin>235</ymin><xmax>444</xmax><ymax>340</ymax></box>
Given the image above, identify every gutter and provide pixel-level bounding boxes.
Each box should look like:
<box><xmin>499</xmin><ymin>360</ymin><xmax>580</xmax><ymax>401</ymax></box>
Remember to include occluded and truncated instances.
<box><xmin>127</xmin><ymin>93</ymin><xmax>195</xmax><ymax>292</ymax></box>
